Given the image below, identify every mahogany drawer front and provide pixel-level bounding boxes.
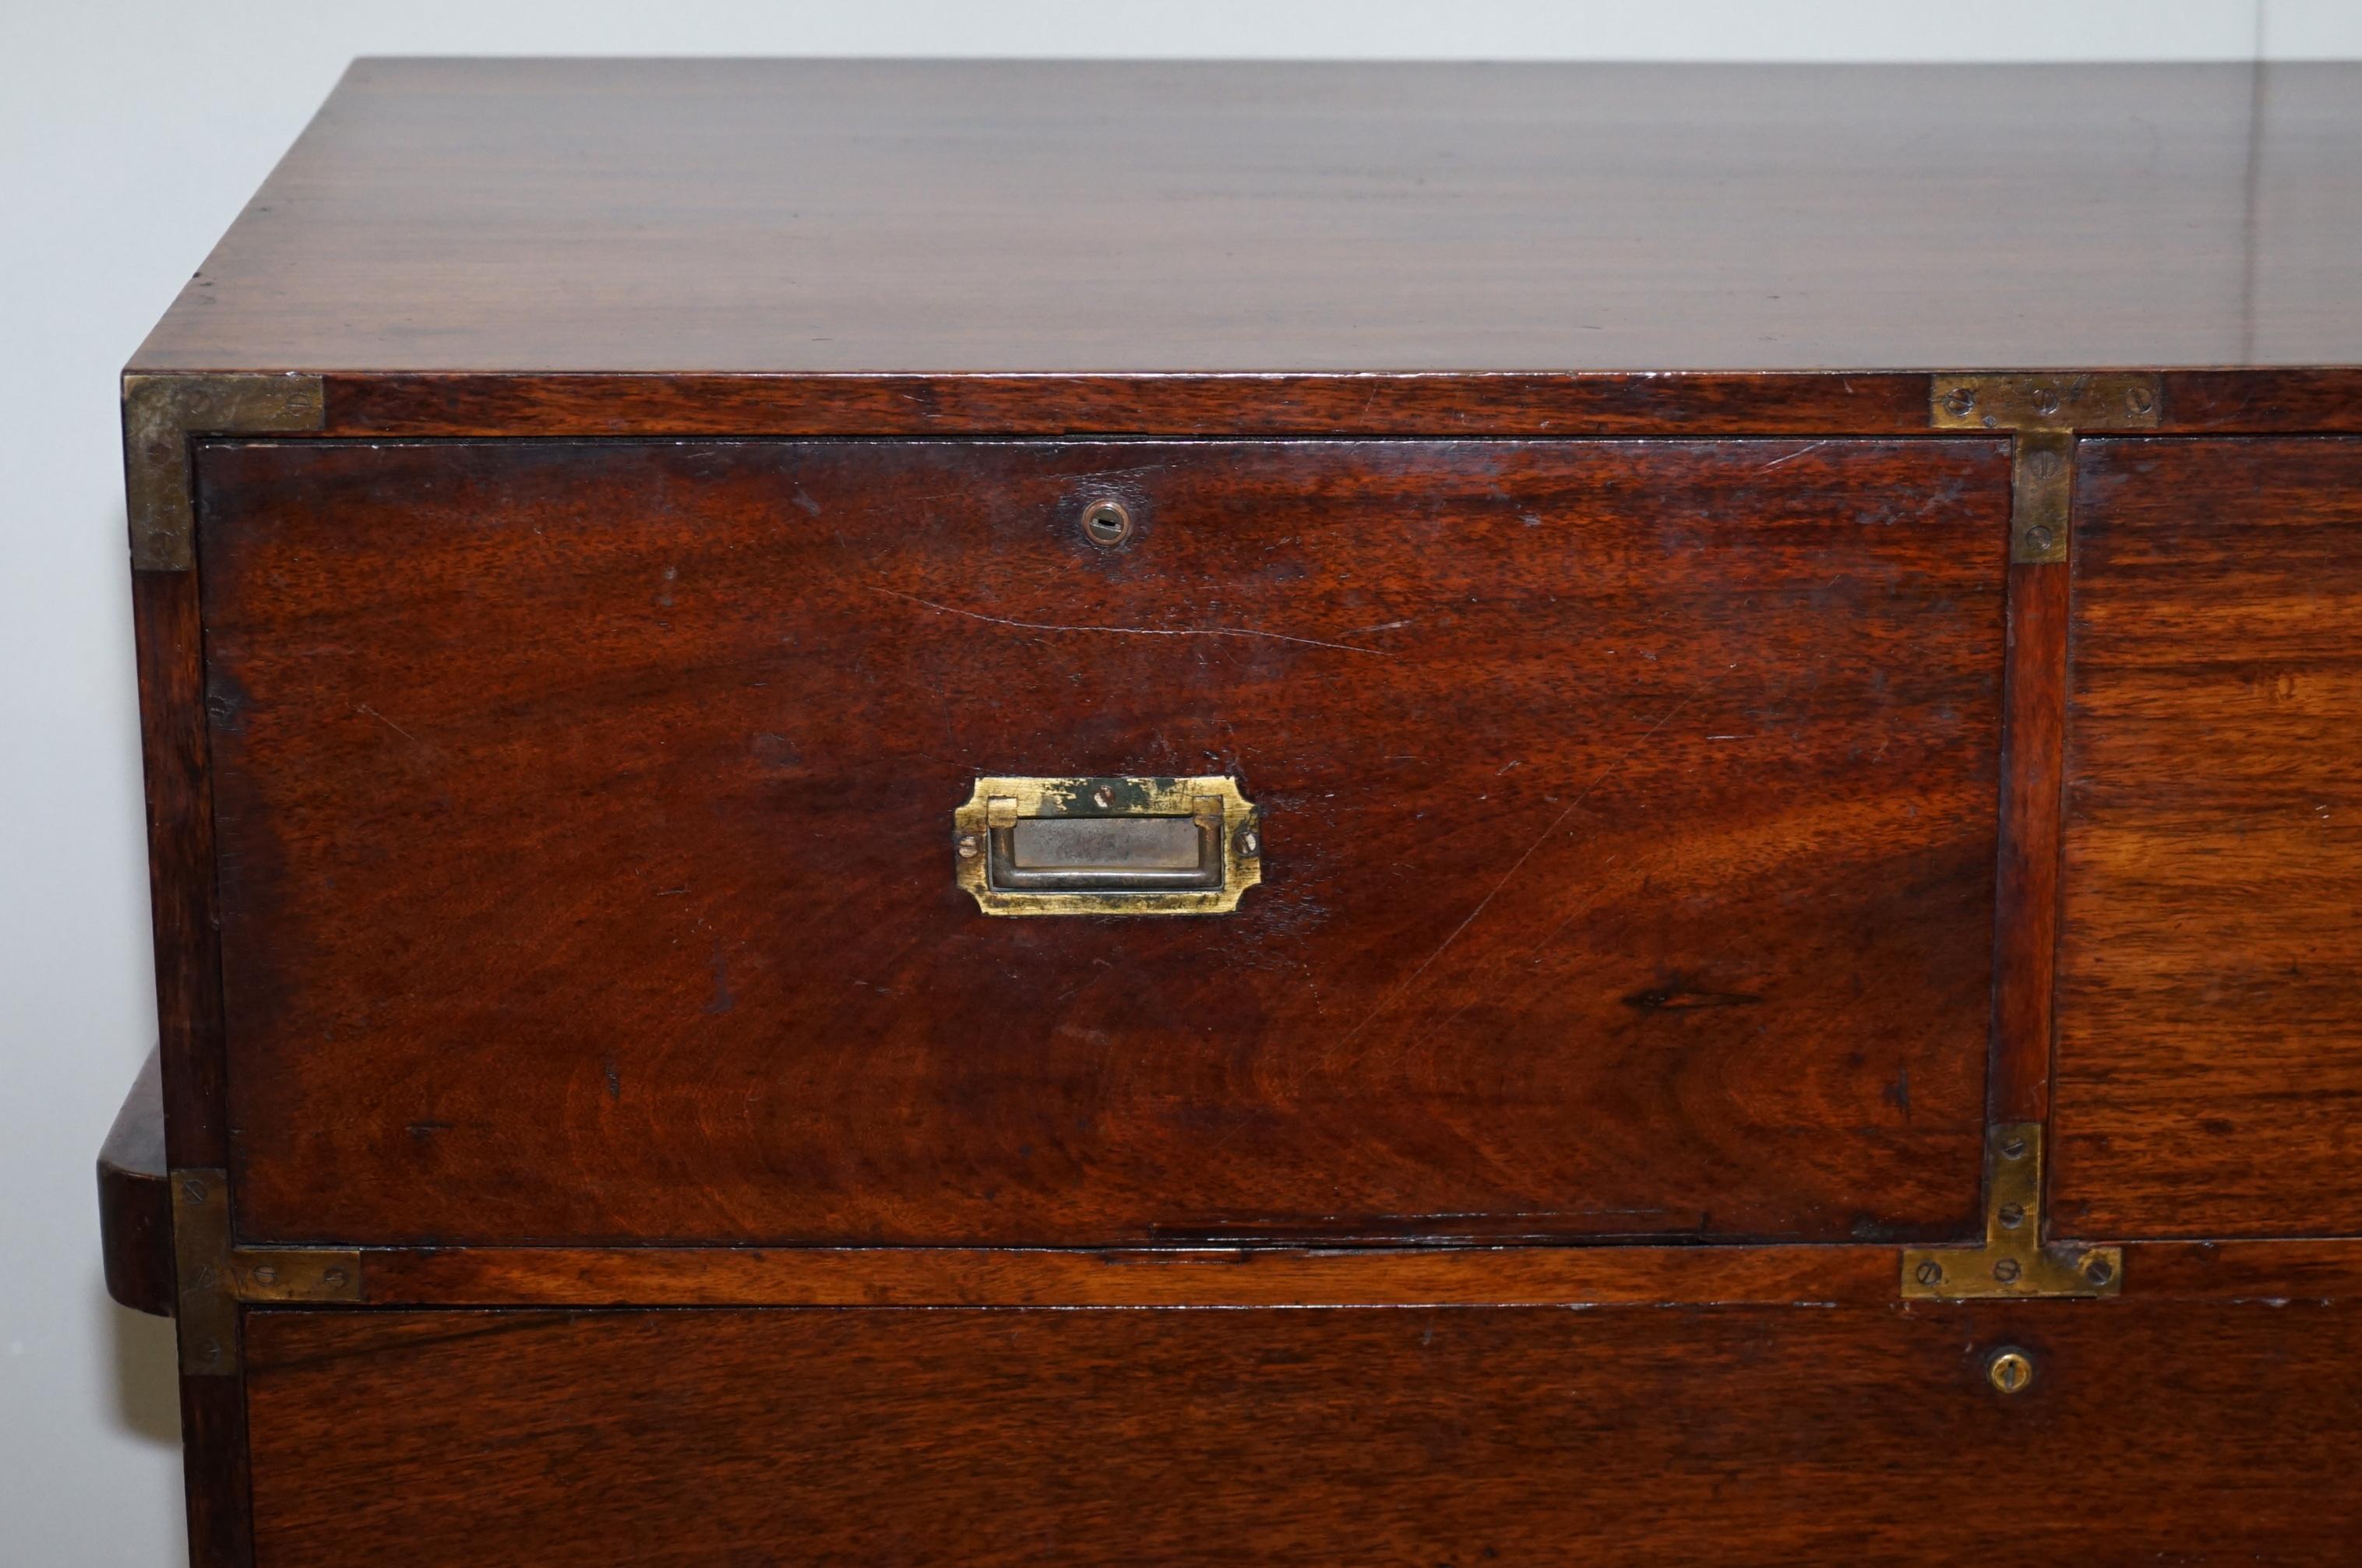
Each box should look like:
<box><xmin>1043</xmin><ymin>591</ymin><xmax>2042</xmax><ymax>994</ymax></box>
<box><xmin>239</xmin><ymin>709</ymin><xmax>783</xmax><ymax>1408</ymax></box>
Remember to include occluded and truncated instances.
<box><xmin>2055</xmin><ymin>437</ymin><xmax>2362</xmax><ymax>1238</ymax></box>
<box><xmin>241</xmin><ymin>1302</ymin><xmax>2362</xmax><ymax>1566</ymax></box>
<box><xmin>196</xmin><ymin>436</ymin><xmax>2008</xmax><ymax>1248</ymax></box>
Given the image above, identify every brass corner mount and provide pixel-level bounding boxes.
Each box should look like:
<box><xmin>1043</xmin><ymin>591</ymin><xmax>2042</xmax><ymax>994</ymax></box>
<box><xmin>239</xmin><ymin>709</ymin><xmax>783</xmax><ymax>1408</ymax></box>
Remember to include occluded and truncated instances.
<box><xmin>1928</xmin><ymin>372</ymin><xmax>2163</xmax><ymax>565</ymax></box>
<box><xmin>171</xmin><ymin>1168</ymin><xmax>361</xmax><ymax>1376</ymax></box>
<box><xmin>1900</xmin><ymin>1123</ymin><xmax>2123</xmax><ymax>1301</ymax></box>
<box><xmin>123</xmin><ymin>372</ymin><xmax>326</xmax><ymax>571</ymax></box>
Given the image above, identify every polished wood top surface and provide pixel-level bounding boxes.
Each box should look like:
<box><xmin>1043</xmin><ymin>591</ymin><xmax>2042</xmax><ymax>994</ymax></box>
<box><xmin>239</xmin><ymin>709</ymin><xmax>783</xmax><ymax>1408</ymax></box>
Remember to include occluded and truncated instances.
<box><xmin>132</xmin><ymin>58</ymin><xmax>2362</xmax><ymax>376</ymax></box>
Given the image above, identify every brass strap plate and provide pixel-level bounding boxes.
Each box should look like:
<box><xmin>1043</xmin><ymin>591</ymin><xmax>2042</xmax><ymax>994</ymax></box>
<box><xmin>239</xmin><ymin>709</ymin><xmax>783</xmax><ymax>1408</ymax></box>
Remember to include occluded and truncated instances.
<box><xmin>1930</xmin><ymin>373</ymin><xmax>2162</xmax><ymax>433</ymax></box>
<box><xmin>170</xmin><ymin>1167</ymin><xmax>363</xmax><ymax>1376</ymax></box>
<box><xmin>170</xmin><ymin>1170</ymin><xmax>238</xmax><ymax>1376</ymax></box>
<box><xmin>2010</xmin><ymin>429</ymin><xmax>2074</xmax><ymax>564</ymax></box>
<box><xmin>1929</xmin><ymin>373</ymin><xmax>2161</xmax><ymax>565</ymax></box>
<box><xmin>1899</xmin><ymin>1124</ymin><xmax>2123</xmax><ymax>1300</ymax></box>
<box><xmin>954</xmin><ymin>775</ymin><xmax>1261</xmax><ymax>916</ymax></box>
<box><xmin>123</xmin><ymin>372</ymin><xmax>326</xmax><ymax>570</ymax></box>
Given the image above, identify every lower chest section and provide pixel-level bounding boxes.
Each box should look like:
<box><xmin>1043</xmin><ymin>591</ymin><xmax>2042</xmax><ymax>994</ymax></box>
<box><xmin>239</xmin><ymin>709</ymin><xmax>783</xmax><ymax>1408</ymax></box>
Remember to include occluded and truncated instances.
<box><xmin>143</xmin><ymin>428</ymin><xmax>2362</xmax><ymax>1567</ymax></box>
<box><xmin>238</xmin><ymin>1300</ymin><xmax>2362</xmax><ymax>1567</ymax></box>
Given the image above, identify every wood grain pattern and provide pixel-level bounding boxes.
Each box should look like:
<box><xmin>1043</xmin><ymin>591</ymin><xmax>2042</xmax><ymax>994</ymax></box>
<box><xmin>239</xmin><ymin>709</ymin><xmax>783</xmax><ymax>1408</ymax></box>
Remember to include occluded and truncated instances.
<box><xmin>316</xmin><ymin>370</ymin><xmax>2362</xmax><ymax>443</ymax></box>
<box><xmin>2160</xmin><ymin>369</ymin><xmax>2362</xmax><ymax>434</ymax></box>
<box><xmin>132</xmin><ymin>60</ymin><xmax>2362</xmax><ymax>376</ymax></box>
<box><xmin>243</xmin><ymin>1302</ymin><xmax>2362</xmax><ymax>1567</ymax></box>
<box><xmin>358</xmin><ymin>1242</ymin><xmax>1898</xmax><ymax>1309</ymax></box>
<box><xmin>322</xmin><ymin>372</ymin><xmax>1942</xmax><ymax>439</ymax></box>
<box><xmin>199</xmin><ymin>436</ymin><xmax>2005</xmax><ymax>1249</ymax></box>
<box><xmin>97</xmin><ymin>1047</ymin><xmax>174</xmax><ymax>1317</ymax></box>
<box><xmin>1989</xmin><ymin>559</ymin><xmax>2070</xmax><ymax>1125</ymax></box>
<box><xmin>344</xmin><ymin>1236</ymin><xmax>2362</xmax><ymax>1309</ymax></box>
<box><xmin>178</xmin><ymin>1371</ymin><xmax>251</xmax><ymax>1568</ymax></box>
<box><xmin>2056</xmin><ymin>437</ymin><xmax>2362</xmax><ymax>1237</ymax></box>
<box><xmin>132</xmin><ymin>569</ymin><xmax>229</xmax><ymax>1169</ymax></box>
<box><xmin>2128</xmin><ymin>1238</ymin><xmax>2362</xmax><ymax>1301</ymax></box>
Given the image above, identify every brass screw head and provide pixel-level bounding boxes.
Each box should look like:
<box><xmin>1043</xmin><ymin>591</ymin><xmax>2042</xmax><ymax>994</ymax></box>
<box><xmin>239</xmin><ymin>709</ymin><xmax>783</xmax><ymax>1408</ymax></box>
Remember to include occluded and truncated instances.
<box><xmin>1913</xmin><ymin>1260</ymin><xmax>1944</xmax><ymax>1288</ymax></box>
<box><xmin>956</xmin><ymin>834</ymin><xmax>981</xmax><ymax>860</ymax></box>
<box><xmin>2082</xmin><ymin>1254</ymin><xmax>2116</xmax><ymax>1288</ymax></box>
<box><xmin>2125</xmin><ymin>383</ymin><xmax>2156</xmax><ymax>416</ymax></box>
<box><xmin>1992</xmin><ymin>1256</ymin><xmax>2022</xmax><ymax>1284</ymax></box>
<box><xmin>1986</xmin><ymin>1348</ymin><xmax>2036</xmax><ymax>1395</ymax></box>
<box><xmin>2000</xmin><ymin>1135</ymin><xmax>2029</xmax><ymax>1161</ymax></box>
<box><xmin>1940</xmin><ymin>386</ymin><xmax>1977</xmax><ymax>418</ymax></box>
<box><xmin>1238</xmin><ymin>830</ymin><xmax>1260</xmax><ymax>858</ymax></box>
<box><xmin>2023</xmin><ymin>525</ymin><xmax>2055</xmax><ymax>555</ymax></box>
<box><xmin>249</xmin><ymin>1265</ymin><xmax>278</xmax><ymax>1286</ymax></box>
<box><xmin>179</xmin><ymin>1176</ymin><xmax>207</xmax><ymax>1203</ymax></box>
<box><xmin>323</xmin><ymin>1267</ymin><xmax>351</xmax><ymax>1289</ymax></box>
<box><xmin>1091</xmin><ymin>785</ymin><xmax>1115</xmax><ymax>809</ymax></box>
<box><xmin>2031</xmin><ymin>384</ymin><xmax>2062</xmax><ymax>417</ymax></box>
<box><xmin>1997</xmin><ymin>1201</ymin><xmax>2026</xmax><ymax>1231</ymax></box>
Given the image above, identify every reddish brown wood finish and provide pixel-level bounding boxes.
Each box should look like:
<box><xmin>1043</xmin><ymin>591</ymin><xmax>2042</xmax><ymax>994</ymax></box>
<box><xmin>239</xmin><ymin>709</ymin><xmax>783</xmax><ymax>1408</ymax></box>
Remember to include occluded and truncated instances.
<box><xmin>179</xmin><ymin>1373</ymin><xmax>252</xmax><ymax>1568</ymax></box>
<box><xmin>317</xmin><ymin>369</ymin><xmax>2362</xmax><ymax>442</ymax></box>
<box><xmin>243</xmin><ymin>1302</ymin><xmax>2362</xmax><ymax>1567</ymax></box>
<box><xmin>134</xmin><ymin>60</ymin><xmax>2362</xmax><ymax>377</ymax></box>
<box><xmin>97</xmin><ymin>1048</ymin><xmax>174</xmax><ymax>1317</ymax></box>
<box><xmin>2161</xmin><ymin>370</ymin><xmax>2362</xmax><ymax>434</ymax></box>
<box><xmin>1988</xmin><ymin>559</ymin><xmax>2070</xmax><ymax>1127</ymax></box>
<box><xmin>2055</xmin><ymin>437</ymin><xmax>2362</xmax><ymax>1238</ymax></box>
<box><xmin>343</xmin><ymin>1235</ymin><xmax>2362</xmax><ymax>1309</ymax></box>
<box><xmin>132</xmin><ymin>570</ymin><xmax>229</xmax><ymax>1168</ymax></box>
<box><xmin>2128</xmin><ymin>1239</ymin><xmax>2362</xmax><ymax>1302</ymax></box>
<box><xmin>358</xmin><ymin>1241</ymin><xmax>1897</xmax><ymax>1309</ymax></box>
<box><xmin>323</xmin><ymin>372</ymin><xmax>1941</xmax><ymax>439</ymax></box>
<box><xmin>197</xmin><ymin>436</ymin><xmax>2004</xmax><ymax>1249</ymax></box>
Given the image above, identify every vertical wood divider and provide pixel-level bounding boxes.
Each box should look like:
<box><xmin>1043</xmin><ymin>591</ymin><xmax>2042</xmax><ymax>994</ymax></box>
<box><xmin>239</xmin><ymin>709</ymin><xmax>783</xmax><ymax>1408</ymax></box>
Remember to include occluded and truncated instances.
<box><xmin>1988</xmin><ymin>541</ymin><xmax>2073</xmax><ymax>1129</ymax></box>
<box><xmin>133</xmin><ymin>453</ymin><xmax>253</xmax><ymax>1563</ymax></box>
<box><xmin>132</xmin><ymin>565</ymin><xmax>230</xmax><ymax>1171</ymax></box>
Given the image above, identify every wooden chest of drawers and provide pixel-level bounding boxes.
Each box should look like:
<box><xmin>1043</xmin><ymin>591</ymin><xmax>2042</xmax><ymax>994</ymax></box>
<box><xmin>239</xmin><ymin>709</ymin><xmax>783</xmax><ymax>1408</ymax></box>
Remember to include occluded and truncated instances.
<box><xmin>99</xmin><ymin>58</ymin><xmax>2362</xmax><ymax>1564</ymax></box>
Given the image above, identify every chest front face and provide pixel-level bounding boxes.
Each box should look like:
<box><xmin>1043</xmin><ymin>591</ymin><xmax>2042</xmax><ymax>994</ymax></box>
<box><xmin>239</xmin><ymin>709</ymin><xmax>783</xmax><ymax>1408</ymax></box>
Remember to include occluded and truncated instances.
<box><xmin>197</xmin><ymin>435</ymin><xmax>2006</xmax><ymax>1250</ymax></box>
<box><xmin>102</xmin><ymin>58</ymin><xmax>2362</xmax><ymax>1568</ymax></box>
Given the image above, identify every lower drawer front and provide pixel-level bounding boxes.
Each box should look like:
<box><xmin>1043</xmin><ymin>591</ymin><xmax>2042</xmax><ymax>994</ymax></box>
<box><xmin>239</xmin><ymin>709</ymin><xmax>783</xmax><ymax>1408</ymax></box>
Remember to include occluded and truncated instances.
<box><xmin>244</xmin><ymin>1303</ymin><xmax>2362</xmax><ymax>1566</ymax></box>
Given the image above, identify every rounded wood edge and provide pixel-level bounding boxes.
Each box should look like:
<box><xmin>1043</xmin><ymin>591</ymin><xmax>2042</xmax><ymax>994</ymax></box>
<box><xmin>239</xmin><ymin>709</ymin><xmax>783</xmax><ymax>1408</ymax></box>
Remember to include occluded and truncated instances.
<box><xmin>97</xmin><ymin>1048</ymin><xmax>175</xmax><ymax>1317</ymax></box>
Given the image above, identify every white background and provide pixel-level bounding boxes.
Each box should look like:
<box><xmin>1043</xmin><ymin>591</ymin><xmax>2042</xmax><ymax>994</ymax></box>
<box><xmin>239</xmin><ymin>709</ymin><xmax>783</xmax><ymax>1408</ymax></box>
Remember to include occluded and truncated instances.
<box><xmin>3</xmin><ymin>2</ymin><xmax>2357</xmax><ymax>1562</ymax></box>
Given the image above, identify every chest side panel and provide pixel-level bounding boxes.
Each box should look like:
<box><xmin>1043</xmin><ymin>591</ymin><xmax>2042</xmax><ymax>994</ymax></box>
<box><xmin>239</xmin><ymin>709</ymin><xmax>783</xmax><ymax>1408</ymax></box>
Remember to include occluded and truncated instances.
<box><xmin>2057</xmin><ymin>437</ymin><xmax>2362</xmax><ymax>1238</ymax></box>
<box><xmin>199</xmin><ymin>437</ymin><xmax>2005</xmax><ymax>1246</ymax></box>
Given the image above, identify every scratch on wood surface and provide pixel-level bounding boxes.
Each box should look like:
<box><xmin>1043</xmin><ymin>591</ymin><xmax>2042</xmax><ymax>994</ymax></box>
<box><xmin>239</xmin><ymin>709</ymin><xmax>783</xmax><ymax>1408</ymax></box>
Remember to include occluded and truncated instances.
<box><xmin>1320</xmin><ymin>688</ymin><xmax>1709</xmax><ymax>1076</ymax></box>
<box><xmin>870</xmin><ymin>587</ymin><xmax>1386</xmax><ymax>655</ymax></box>
<box><xmin>354</xmin><ymin>703</ymin><xmax>419</xmax><ymax>744</ymax></box>
<box><xmin>1758</xmin><ymin>439</ymin><xmax>1831</xmax><ymax>470</ymax></box>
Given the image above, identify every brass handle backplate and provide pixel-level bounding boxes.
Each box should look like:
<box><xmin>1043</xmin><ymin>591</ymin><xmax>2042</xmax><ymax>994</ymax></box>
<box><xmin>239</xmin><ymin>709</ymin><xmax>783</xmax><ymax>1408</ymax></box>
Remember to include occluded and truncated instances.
<box><xmin>953</xmin><ymin>776</ymin><xmax>1261</xmax><ymax>916</ymax></box>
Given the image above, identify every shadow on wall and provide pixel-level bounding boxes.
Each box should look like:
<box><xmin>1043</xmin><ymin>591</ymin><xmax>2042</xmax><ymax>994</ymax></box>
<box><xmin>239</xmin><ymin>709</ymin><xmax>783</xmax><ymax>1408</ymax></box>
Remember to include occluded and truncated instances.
<box><xmin>102</xmin><ymin>1277</ymin><xmax>180</xmax><ymax>1446</ymax></box>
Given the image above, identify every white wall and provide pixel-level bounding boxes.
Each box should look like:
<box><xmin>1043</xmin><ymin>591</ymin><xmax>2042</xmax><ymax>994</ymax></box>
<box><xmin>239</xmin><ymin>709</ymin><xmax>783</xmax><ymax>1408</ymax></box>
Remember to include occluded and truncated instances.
<box><xmin>3</xmin><ymin>2</ymin><xmax>2357</xmax><ymax>1563</ymax></box>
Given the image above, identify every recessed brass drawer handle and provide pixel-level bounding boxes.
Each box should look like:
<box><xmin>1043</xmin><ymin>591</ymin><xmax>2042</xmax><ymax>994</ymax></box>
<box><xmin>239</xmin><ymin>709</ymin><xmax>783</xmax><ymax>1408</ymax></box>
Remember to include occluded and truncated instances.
<box><xmin>954</xmin><ymin>776</ymin><xmax>1261</xmax><ymax>916</ymax></box>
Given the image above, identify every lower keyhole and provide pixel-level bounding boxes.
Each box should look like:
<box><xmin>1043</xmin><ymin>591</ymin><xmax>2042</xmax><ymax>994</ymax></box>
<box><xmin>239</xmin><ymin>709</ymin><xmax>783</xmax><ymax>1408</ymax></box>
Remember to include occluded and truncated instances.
<box><xmin>1081</xmin><ymin>499</ymin><xmax>1133</xmax><ymax>548</ymax></box>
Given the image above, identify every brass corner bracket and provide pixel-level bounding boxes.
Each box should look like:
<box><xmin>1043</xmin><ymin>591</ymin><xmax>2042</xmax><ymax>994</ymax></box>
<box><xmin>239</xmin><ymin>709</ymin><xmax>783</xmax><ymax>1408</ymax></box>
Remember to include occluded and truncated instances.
<box><xmin>123</xmin><ymin>372</ymin><xmax>325</xmax><ymax>571</ymax></box>
<box><xmin>1929</xmin><ymin>373</ymin><xmax>2162</xmax><ymax>565</ymax></box>
<box><xmin>171</xmin><ymin>1168</ymin><xmax>362</xmax><ymax>1376</ymax></box>
<box><xmin>1900</xmin><ymin>1123</ymin><xmax>2122</xmax><ymax>1301</ymax></box>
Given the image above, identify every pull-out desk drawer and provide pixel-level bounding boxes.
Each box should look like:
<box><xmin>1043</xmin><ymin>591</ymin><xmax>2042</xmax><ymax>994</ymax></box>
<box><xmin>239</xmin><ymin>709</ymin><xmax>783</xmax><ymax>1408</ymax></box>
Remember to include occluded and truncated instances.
<box><xmin>196</xmin><ymin>436</ymin><xmax>2007</xmax><ymax>1249</ymax></box>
